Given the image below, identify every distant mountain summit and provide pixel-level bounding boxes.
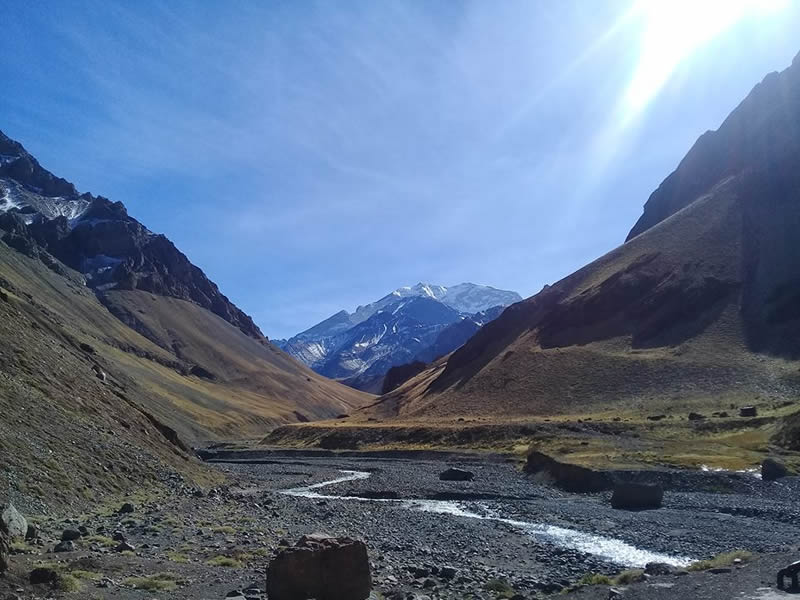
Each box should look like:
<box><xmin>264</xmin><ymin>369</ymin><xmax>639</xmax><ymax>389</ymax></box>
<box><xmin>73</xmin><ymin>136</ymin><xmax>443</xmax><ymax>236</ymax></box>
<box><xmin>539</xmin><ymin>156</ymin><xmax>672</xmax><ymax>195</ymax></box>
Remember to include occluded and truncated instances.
<box><xmin>277</xmin><ymin>282</ymin><xmax>521</xmax><ymax>392</ymax></box>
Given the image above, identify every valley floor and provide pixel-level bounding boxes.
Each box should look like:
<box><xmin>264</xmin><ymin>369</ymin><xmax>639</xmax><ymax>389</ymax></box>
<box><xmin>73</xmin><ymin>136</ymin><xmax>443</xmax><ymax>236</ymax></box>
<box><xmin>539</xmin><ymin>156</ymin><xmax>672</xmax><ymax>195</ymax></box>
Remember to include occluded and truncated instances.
<box><xmin>2</xmin><ymin>452</ymin><xmax>800</xmax><ymax>599</ymax></box>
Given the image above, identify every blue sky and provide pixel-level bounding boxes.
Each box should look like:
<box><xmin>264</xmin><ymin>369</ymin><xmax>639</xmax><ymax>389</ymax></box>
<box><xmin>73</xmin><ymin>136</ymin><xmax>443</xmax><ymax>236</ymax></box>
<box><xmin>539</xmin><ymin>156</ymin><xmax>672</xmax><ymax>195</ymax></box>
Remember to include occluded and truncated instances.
<box><xmin>2</xmin><ymin>1</ymin><xmax>799</xmax><ymax>338</ymax></box>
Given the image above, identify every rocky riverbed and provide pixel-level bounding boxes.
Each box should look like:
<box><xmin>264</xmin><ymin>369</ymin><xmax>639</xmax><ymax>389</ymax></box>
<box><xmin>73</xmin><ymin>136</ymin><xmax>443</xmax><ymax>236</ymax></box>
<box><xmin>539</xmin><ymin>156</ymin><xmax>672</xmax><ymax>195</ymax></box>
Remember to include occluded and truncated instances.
<box><xmin>1</xmin><ymin>452</ymin><xmax>799</xmax><ymax>599</ymax></box>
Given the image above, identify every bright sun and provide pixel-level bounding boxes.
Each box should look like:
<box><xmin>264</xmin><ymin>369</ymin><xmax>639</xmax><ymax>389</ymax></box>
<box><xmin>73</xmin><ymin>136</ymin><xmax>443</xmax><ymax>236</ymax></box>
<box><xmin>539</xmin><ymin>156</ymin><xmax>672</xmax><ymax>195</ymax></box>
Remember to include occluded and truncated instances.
<box><xmin>624</xmin><ymin>0</ymin><xmax>788</xmax><ymax>111</ymax></box>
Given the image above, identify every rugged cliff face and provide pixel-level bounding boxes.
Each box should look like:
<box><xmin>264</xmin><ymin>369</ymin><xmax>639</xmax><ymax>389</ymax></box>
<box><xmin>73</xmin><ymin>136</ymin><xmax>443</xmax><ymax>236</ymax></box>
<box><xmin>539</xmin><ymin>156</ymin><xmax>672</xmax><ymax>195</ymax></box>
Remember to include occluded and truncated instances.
<box><xmin>0</xmin><ymin>130</ymin><xmax>262</xmax><ymax>339</ymax></box>
<box><xmin>626</xmin><ymin>51</ymin><xmax>800</xmax><ymax>241</ymax></box>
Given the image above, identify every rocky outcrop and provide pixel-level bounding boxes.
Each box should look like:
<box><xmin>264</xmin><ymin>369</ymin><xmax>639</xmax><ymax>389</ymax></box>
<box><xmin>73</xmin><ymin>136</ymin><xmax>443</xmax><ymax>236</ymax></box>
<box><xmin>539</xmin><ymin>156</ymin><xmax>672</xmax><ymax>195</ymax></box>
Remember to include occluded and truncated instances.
<box><xmin>610</xmin><ymin>482</ymin><xmax>664</xmax><ymax>510</ymax></box>
<box><xmin>524</xmin><ymin>451</ymin><xmax>613</xmax><ymax>493</ymax></box>
<box><xmin>266</xmin><ymin>534</ymin><xmax>371</xmax><ymax>600</ymax></box>
<box><xmin>0</xmin><ymin>133</ymin><xmax>76</xmax><ymax>197</ymax></box>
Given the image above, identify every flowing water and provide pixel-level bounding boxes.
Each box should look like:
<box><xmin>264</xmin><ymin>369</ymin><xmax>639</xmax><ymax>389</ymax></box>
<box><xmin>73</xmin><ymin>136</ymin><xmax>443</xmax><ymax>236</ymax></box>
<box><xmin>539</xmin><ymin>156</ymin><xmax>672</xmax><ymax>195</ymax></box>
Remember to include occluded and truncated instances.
<box><xmin>281</xmin><ymin>469</ymin><xmax>693</xmax><ymax>568</ymax></box>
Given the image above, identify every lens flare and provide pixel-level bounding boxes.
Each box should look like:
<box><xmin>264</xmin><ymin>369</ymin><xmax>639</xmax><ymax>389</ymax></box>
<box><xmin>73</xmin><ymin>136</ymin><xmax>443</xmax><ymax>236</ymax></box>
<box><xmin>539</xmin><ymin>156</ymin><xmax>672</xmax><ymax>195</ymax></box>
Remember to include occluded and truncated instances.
<box><xmin>624</xmin><ymin>0</ymin><xmax>788</xmax><ymax>111</ymax></box>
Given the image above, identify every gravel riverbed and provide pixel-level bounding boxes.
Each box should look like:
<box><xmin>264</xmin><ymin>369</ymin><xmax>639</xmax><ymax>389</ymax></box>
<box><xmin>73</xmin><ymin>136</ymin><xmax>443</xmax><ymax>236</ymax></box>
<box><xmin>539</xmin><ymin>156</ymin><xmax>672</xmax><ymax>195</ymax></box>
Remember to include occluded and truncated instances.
<box><xmin>3</xmin><ymin>453</ymin><xmax>798</xmax><ymax>600</ymax></box>
<box><xmin>218</xmin><ymin>454</ymin><xmax>800</xmax><ymax>598</ymax></box>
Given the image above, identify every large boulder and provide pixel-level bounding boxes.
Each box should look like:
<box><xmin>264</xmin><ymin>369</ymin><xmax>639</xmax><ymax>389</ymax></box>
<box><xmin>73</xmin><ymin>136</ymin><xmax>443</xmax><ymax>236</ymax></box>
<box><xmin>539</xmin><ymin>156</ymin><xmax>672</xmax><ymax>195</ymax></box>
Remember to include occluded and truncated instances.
<box><xmin>610</xmin><ymin>482</ymin><xmax>663</xmax><ymax>510</ymax></box>
<box><xmin>267</xmin><ymin>534</ymin><xmax>371</xmax><ymax>600</ymax></box>
<box><xmin>524</xmin><ymin>451</ymin><xmax>613</xmax><ymax>493</ymax></box>
<box><xmin>439</xmin><ymin>468</ymin><xmax>474</xmax><ymax>482</ymax></box>
<box><xmin>762</xmin><ymin>457</ymin><xmax>790</xmax><ymax>481</ymax></box>
<box><xmin>1</xmin><ymin>503</ymin><xmax>27</xmax><ymax>540</ymax></box>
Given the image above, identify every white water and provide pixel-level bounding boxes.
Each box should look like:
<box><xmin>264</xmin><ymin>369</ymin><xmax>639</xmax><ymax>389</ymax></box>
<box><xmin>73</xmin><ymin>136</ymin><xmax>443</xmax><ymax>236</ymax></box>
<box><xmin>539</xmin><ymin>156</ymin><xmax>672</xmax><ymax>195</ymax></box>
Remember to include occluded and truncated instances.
<box><xmin>281</xmin><ymin>470</ymin><xmax>693</xmax><ymax>568</ymax></box>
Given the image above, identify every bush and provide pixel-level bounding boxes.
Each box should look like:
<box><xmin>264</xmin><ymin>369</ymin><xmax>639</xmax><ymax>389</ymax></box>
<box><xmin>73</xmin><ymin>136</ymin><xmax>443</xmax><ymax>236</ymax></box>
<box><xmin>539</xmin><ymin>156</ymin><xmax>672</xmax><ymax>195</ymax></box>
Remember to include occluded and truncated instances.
<box><xmin>166</xmin><ymin>551</ymin><xmax>189</xmax><ymax>563</ymax></box>
<box><xmin>614</xmin><ymin>569</ymin><xmax>645</xmax><ymax>584</ymax></box>
<box><xmin>205</xmin><ymin>555</ymin><xmax>242</xmax><ymax>568</ymax></box>
<box><xmin>122</xmin><ymin>572</ymin><xmax>179</xmax><ymax>591</ymax></box>
<box><xmin>579</xmin><ymin>573</ymin><xmax>612</xmax><ymax>586</ymax></box>
<box><xmin>55</xmin><ymin>574</ymin><xmax>81</xmax><ymax>592</ymax></box>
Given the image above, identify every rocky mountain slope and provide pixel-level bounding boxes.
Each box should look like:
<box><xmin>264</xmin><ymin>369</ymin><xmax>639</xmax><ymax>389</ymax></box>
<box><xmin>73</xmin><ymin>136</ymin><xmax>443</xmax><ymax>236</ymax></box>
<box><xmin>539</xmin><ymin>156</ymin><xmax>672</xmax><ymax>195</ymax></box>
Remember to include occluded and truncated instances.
<box><xmin>363</xmin><ymin>52</ymin><xmax>800</xmax><ymax>422</ymax></box>
<box><xmin>0</xmin><ymin>131</ymin><xmax>369</xmax><ymax>509</ymax></box>
<box><xmin>0</xmin><ymin>131</ymin><xmax>262</xmax><ymax>339</ymax></box>
<box><xmin>277</xmin><ymin>283</ymin><xmax>520</xmax><ymax>392</ymax></box>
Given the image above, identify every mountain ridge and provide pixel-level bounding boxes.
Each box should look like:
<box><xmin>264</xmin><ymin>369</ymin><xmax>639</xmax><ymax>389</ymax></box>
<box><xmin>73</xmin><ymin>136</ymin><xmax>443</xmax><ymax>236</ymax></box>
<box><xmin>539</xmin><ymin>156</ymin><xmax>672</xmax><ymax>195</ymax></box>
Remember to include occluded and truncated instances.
<box><xmin>0</xmin><ymin>129</ymin><xmax>263</xmax><ymax>340</ymax></box>
<box><xmin>277</xmin><ymin>282</ymin><xmax>521</xmax><ymax>392</ymax></box>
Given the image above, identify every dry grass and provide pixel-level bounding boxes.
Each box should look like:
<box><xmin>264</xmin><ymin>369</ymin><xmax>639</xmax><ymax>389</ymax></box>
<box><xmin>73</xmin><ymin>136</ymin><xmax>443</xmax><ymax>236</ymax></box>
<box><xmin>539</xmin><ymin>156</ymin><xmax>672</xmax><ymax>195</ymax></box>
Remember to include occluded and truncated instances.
<box><xmin>205</xmin><ymin>555</ymin><xmax>242</xmax><ymax>568</ymax></box>
<box><xmin>0</xmin><ymin>237</ymin><xmax>369</xmax><ymax>510</ymax></box>
<box><xmin>688</xmin><ymin>550</ymin><xmax>753</xmax><ymax>571</ymax></box>
<box><xmin>166</xmin><ymin>551</ymin><xmax>189</xmax><ymax>563</ymax></box>
<box><xmin>122</xmin><ymin>572</ymin><xmax>179</xmax><ymax>591</ymax></box>
<box><xmin>211</xmin><ymin>525</ymin><xmax>236</xmax><ymax>535</ymax></box>
<box><xmin>262</xmin><ymin>406</ymin><xmax>790</xmax><ymax>472</ymax></box>
<box><xmin>83</xmin><ymin>535</ymin><xmax>116</xmax><ymax>548</ymax></box>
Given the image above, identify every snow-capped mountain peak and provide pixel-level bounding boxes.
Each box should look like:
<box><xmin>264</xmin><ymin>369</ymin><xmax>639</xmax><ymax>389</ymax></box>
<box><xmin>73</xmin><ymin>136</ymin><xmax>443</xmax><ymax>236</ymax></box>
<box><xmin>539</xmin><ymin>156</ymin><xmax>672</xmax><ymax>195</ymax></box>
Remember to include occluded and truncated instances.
<box><xmin>276</xmin><ymin>281</ymin><xmax>521</xmax><ymax>392</ymax></box>
<box><xmin>441</xmin><ymin>283</ymin><xmax>522</xmax><ymax>314</ymax></box>
<box><xmin>394</xmin><ymin>282</ymin><xmax>448</xmax><ymax>301</ymax></box>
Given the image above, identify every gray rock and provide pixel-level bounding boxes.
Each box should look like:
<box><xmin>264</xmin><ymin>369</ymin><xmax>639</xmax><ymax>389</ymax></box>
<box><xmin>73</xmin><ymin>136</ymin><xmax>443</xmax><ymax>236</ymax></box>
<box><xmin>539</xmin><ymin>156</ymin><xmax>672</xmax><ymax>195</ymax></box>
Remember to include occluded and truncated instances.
<box><xmin>29</xmin><ymin>567</ymin><xmax>59</xmax><ymax>585</ymax></box>
<box><xmin>1</xmin><ymin>504</ymin><xmax>27</xmax><ymax>540</ymax></box>
<box><xmin>439</xmin><ymin>468</ymin><xmax>474</xmax><ymax>482</ymax></box>
<box><xmin>61</xmin><ymin>529</ymin><xmax>81</xmax><ymax>541</ymax></box>
<box><xmin>644</xmin><ymin>562</ymin><xmax>674</xmax><ymax>576</ymax></box>
<box><xmin>25</xmin><ymin>523</ymin><xmax>39</xmax><ymax>541</ymax></box>
<box><xmin>610</xmin><ymin>482</ymin><xmax>663</xmax><ymax>510</ymax></box>
<box><xmin>115</xmin><ymin>541</ymin><xmax>135</xmax><ymax>552</ymax></box>
<box><xmin>54</xmin><ymin>540</ymin><xmax>75</xmax><ymax>553</ymax></box>
<box><xmin>762</xmin><ymin>457</ymin><xmax>790</xmax><ymax>481</ymax></box>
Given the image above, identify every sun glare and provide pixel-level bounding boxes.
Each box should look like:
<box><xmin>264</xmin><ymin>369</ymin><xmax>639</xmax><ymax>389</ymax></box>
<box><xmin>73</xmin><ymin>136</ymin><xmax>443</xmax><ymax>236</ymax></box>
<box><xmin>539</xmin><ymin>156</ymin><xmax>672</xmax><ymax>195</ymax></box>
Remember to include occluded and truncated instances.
<box><xmin>624</xmin><ymin>0</ymin><xmax>788</xmax><ymax>111</ymax></box>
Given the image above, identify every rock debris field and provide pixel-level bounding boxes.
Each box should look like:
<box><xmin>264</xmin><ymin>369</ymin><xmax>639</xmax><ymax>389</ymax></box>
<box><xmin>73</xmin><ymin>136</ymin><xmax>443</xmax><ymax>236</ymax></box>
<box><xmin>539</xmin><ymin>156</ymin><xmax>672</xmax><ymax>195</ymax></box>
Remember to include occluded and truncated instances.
<box><xmin>2</xmin><ymin>453</ymin><xmax>800</xmax><ymax>599</ymax></box>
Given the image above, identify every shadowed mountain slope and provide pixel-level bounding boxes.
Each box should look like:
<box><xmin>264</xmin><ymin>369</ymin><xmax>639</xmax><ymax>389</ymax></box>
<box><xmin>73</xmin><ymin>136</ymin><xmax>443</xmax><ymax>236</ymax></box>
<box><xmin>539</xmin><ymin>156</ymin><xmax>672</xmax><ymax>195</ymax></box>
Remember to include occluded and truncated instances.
<box><xmin>363</xmin><ymin>52</ymin><xmax>800</xmax><ymax>421</ymax></box>
<box><xmin>0</xmin><ymin>132</ymin><xmax>370</xmax><ymax>509</ymax></box>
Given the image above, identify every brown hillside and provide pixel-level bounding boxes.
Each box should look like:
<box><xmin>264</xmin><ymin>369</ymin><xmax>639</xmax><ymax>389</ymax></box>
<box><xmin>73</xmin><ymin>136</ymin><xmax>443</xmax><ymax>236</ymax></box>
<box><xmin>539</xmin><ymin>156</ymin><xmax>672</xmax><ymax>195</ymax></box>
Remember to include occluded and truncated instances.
<box><xmin>362</xmin><ymin>54</ymin><xmax>800</xmax><ymax>422</ymax></box>
<box><xmin>0</xmin><ymin>238</ymin><xmax>370</xmax><ymax>509</ymax></box>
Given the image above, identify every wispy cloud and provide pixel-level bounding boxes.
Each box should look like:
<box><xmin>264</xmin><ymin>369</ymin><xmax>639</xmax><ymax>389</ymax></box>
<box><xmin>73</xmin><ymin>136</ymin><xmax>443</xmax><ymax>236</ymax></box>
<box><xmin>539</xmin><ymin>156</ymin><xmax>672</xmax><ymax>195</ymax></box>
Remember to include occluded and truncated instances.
<box><xmin>2</xmin><ymin>0</ymin><xmax>799</xmax><ymax>337</ymax></box>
